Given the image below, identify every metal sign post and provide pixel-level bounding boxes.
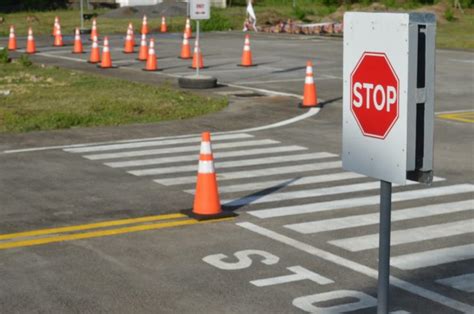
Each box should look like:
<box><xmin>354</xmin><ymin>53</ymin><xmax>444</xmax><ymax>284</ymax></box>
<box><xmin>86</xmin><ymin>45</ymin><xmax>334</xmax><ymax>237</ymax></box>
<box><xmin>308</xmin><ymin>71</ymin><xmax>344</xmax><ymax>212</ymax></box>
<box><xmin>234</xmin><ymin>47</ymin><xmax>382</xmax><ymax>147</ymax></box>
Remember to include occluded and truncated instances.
<box><xmin>377</xmin><ymin>181</ymin><xmax>392</xmax><ymax>313</ymax></box>
<box><xmin>342</xmin><ymin>12</ymin><xmax>436</xmax><ymax>313</ymax></box>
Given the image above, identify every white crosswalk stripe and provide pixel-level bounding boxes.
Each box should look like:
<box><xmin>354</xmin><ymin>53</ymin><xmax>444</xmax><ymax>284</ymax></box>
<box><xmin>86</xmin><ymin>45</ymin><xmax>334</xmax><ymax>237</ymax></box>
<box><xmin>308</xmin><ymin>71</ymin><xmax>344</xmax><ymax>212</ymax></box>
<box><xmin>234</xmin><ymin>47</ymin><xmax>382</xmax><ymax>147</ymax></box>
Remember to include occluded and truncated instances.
<box><xmin>222</xmin><ymin>180</ymin><xmax>422</xmax><ymax>207</ymax></box>
<box><xmin>83</xmin><ymin>139</ymin><xmax>280</xmax><ymax>160</ymax></box>
<box><xmin>128</xmin><ymin>152</ymin><xmax>337</xmax><ymax>176</ymax></box>
<box><xmin>64</xmin><ymin>133</ymin><xmax>253</xmax><ymax>153</ymax></box>
<box><xmin>248</xmin><ymin>184</ymin><xmax>474</xmax><ymax>219</ymax></box>
<box><xmin>188</xmin><ymin>172</ymin><xmax>366</xmax><ymax>194</ymax></box>
<box><xmin>329</xmin><ymin>219</ymin><xmax>474</xmax><ymax>252</ymax></box>
<box><xmin>154</xmin><ymin>161</ymin><xmax>342</xmax><ymax>186</ymax></box>
<box><xmin>391</xmin><ymin>244</ymin><xmax>474</xmax><ymax>270</ymax></box>
<box><xmin>105</xmin><ymin>145</ymin><xmax>307</xmax><ymax>168</ymax></box>
<box><xmin>436</xmin><ymin>273</ymin><xmax>474</xmax><ymax>293</ymax></box>
<box><xmin>284</xmin><ymin>200</ymin><xmax>473</xmax><ymax>234</ymax></box>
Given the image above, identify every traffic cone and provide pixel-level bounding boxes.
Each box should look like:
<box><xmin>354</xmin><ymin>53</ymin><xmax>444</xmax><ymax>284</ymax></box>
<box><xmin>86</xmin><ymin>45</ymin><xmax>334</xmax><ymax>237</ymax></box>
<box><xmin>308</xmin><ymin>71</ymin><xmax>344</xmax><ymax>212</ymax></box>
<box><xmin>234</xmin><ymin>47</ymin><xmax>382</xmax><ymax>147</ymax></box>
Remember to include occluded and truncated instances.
<box><xmin>144</xmin><ymin>38</ymin><xmax>160</xmax><ymax>71</ymax></box>
<box><xmin>238</xmin><ymin>34</ymin><xmax>255</xmax><ymax>67</ymax></box>
<box><xmin>123</xmin><ymin>26</ymin><xmax>134</xmax><ymax>53</ymax></box>
<box><xmin>141</xmin><ymin>15</ymin><xmax>149</xmax><ymax>35</ymax></box>
<box><xmin>137</xmin><ymin>33</ymin><xmax>148</xmax><ymax>61</ymax></box>
<box><xmin>52</xmin><ymin>16</ymin><xmax>59</xmax><ymax>36</ymax></box>
<box><xmin>72</xmin><ymin>27</ymin><xmax>84</xmax><ymax>53</ymax></box>
<box><xmin>88</xmin><ymin>35</ymin><xmax>100</xmax><ymax>63</ymax></box>
<box><xmin>184</xmin><ymin>18</ymin><xmax>192</xmax><ymax>39</ymax></box>
<box><xmin>183</xmin><ymin>132</ymin><xmax>235</xmax><ymax>220</ymax></box>
<box><xmin>53</xmin><ymin>25</ymin><xmax>64</xmax><ymax>47</ymax></box>
<box><xmin>160</xmin><ymin>16</ymin><xmax>167</xmax><ymax>33</ymax></box>
<box><xmin>127</xmin><ymin>22</ymin><xmax>137</xmax><ymax>46</ymax></box>
<box><xmin>179</xmin><ymin>32</ymin><xmax>191</xmax><ymax>59</ymax></box>
<box><xmin>99</xmin><ymin>37</ymin><xmax>113</xmax><ymax>69</ymax></box>
<box><xmin>26</xmin><ymin>27</ymin><xmax>36</xmax><ymax>54</ymax></box>
<box><xmin>90</xmin><ymin>18</ymin><xmax>98</xmax><ymax>41</ymax></box>
<box><xmin>8</xmin><ymin>25</ymin><xmax>17</xmax><ymax>51</ymax></box>
<box><xmin>191</xmin><ymin>40</ymin><xmax>204</xmax><ymax>69</ymax></box>
<box><xmin>300</xmin><ymin>60</ymin><xmax>318</xmax><ymax>108</ymax></box>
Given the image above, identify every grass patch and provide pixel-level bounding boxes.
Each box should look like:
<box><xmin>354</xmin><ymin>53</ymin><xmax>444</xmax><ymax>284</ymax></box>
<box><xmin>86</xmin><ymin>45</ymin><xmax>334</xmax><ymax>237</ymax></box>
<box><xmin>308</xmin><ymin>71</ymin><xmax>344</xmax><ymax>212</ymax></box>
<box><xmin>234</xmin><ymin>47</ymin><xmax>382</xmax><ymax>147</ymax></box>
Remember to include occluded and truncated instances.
<box><xmin>0</xmin><ymin>60</ymin><xmax>227</xmax><ymax>133</ymax></box>
<box><xmin>437</xmin><ymin>9</ymin><xmax>474</xmax><ymax>49</ymax></box>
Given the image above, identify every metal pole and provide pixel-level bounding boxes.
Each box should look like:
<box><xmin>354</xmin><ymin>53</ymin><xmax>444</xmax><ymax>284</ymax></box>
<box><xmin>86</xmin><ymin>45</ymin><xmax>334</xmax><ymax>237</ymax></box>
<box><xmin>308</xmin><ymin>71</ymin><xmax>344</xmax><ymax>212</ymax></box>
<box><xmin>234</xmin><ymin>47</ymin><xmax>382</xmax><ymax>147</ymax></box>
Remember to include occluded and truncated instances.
<box><xmin>377</xmin><ymin>180</ymin><xmax>392</xmax><ymax>314</ymax></box>
<box><xmin>80</xmin><ymin>0</ymin><xmax>84</xmax><ymax>30</ymax></box>
<box><xmin>196</xmin><ymin>20</ymin><xmax>200</xmax><ymax>77</ymax></box>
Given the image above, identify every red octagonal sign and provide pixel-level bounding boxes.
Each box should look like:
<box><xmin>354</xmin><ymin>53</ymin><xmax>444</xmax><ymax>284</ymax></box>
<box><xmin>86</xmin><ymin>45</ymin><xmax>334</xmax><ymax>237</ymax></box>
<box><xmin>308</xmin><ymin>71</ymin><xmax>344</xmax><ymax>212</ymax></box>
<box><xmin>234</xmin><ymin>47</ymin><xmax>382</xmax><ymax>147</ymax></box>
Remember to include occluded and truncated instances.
<box><xmin>350</xmin><ymin>52</ymin><xmax>400</xmax><ymax>139</ymax></box>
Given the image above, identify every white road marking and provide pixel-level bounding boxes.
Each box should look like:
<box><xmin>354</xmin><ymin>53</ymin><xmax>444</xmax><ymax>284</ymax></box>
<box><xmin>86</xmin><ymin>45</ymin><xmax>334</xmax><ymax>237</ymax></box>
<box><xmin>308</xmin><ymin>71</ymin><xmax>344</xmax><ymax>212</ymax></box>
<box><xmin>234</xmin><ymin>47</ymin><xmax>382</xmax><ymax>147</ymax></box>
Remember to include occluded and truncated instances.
<box><xmin>249</xmin><ymin>184</ymin><xmax>474</xmax><ymax>218</ymax></box>
<box><xmin>2</xmin><ymin>108</ymin><xmax>319</xmax><ymax>154</ymax></box>
<box><xmin>222</xmin><ymin>180</ymin><xmax>421</xmax><ymax>207</ymax></box>
<box><xmin>237</xmin><ymin>222</ymin><xmax>474</xmax><ymax>313</ymax></box>
<box><xmin>128</xmin><ymin>152</ymin><xmax>336</xmax><ymax>176</ymax></box>
<box><xmin>329</xmin><ymin>219</ymin><xmax>474</xmax><ymax>252</ymax></box>
<box><xmin>234</xmin><ymin>78</ymin><xmax>305</xmax><ymax>85</ymax></box>
<box><xmin>106</xmin><ymin>145</ymin><xmax>307</xmax><ymax>168</ymax></box>
<box><xmin>83</xmin><ymin>139</ymin><xmax>279</xmax><ymax>160</ymax></box>
<box><xmin>249</xmin><ymin>266</ymin><xmax>334</xmax><ymax>287</ymax></box>
<box><xmin>285</xmin><ymin>200</ymin><xmax>473</xmax><ymax>234</ymax></box>
<box><xmin>391</xmin><ymin>244</ymin><xmax>474</xmax><ymax>270</ymax></box>
<box><xmin>225</xmin><ymin>83</ymin><xmax>304</xmax><ymax>99</ymax></box>
<box><xmin>436</xmin><ymin>273</ymin><xmax>474</xmax><ymax>293</ymax></box>
<box><xmin>65</xmin><ymin>133</ymin><xmax>253</xmax><ymax>153</ymax></box>
<box><xmin>37</xmin><ymin>52</ymin><xmax>87</xmax><ymax>63</ymax></box>
<box><xmin>187</xmin><ymin>172</ymin><xmax>365</xmax><ymax>194</ymax></box>
<box><xmin>154</xmin><ymin>161</ymin><xmax>342</xmax><ymax>186</ymax></box>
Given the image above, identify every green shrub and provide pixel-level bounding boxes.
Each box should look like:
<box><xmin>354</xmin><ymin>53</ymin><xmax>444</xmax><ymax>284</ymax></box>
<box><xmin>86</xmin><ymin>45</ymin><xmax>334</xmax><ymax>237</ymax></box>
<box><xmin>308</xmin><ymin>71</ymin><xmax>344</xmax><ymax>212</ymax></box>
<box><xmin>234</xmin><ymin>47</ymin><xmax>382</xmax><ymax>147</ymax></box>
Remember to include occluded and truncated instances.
<box><xmin>0</xmin><ymin>48</ymin><xmax>9</xmax><ymax>64</ymax></box>
<box><xmin>18</xmin><ymin>54</ymin><xmax>33</xmax><ymax>67</ymax></box>
<box><xmin>201</xmin><ymin>10</ymin><xmax>233</xmax><ymax>31</ymax></box>
<box><xmin>444</xmin><ymin>7</ymin><xmax>455</xmax><ymax>21</ymax></box>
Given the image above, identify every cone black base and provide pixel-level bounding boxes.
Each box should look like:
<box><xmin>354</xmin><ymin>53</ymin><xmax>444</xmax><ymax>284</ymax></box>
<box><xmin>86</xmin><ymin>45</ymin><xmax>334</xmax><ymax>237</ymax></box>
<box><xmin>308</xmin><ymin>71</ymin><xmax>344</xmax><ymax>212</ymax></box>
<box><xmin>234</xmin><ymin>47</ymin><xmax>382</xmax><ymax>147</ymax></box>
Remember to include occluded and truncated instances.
<box><xmin>298</xmin><ymin>102</ymin><xmax>318</xmax><ymax>108</ymax></box>
<box><xmin>97</xmin><ymin>65</ymin><xmax>118</xmax><ymax>69</ymax></box>
<box><xmin>142</xmin><ymin>68</ymin><xmax>163</xmax><ymax>72</ymax></box>
<box><xmin>181</xmin><ymin>209</ymin><xmax>237</xmax><ymax>221</ymax></box>
<box><xmin>178</xmin><ymin>57</ymin><xmax>192</xmax><ymax>60</ymax></box>
<box><xmin>237</xmin><ymin>64</ymin><xmax>257</xmax><ymax>67</ymax></box>
<box><xmin>72</xmin><ymin>52</ymin><xmax>86</xmax><ymax>54</ymax></box>
<box><xmin>189</xmin><ymin>66</ymin><xmax>208</xmax><ymax>69</ymax></box>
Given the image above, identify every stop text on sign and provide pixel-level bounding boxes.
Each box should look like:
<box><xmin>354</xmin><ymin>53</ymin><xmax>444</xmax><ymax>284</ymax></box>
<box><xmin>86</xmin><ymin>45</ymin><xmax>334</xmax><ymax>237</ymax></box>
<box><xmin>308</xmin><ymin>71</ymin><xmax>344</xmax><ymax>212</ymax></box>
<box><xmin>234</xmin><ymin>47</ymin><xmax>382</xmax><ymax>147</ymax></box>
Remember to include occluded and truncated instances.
<box><xmin>350</xmin><ymin>52</ymin><xmax>400</xmax><ymax>139</ymax></box>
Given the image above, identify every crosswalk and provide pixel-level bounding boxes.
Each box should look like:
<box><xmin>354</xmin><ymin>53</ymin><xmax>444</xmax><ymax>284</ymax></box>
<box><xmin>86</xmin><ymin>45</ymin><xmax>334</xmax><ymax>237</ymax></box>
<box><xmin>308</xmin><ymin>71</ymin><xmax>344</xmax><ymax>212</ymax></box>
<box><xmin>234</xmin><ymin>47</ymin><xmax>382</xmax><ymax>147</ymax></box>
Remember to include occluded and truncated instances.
<box><xmin>65</xmin><ymin>132</ymin><xmax>474</xmax><ymax>299</ymax></box>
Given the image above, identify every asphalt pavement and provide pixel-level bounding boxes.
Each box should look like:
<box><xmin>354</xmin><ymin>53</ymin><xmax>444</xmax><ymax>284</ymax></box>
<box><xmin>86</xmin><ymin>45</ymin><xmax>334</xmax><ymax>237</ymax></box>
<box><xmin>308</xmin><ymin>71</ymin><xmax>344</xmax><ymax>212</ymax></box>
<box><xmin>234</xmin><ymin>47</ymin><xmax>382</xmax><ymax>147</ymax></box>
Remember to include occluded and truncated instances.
<box><xmin>0</xmin><ymin>31</ymin><xmax>473</xmax><ymax>313</ymax></box>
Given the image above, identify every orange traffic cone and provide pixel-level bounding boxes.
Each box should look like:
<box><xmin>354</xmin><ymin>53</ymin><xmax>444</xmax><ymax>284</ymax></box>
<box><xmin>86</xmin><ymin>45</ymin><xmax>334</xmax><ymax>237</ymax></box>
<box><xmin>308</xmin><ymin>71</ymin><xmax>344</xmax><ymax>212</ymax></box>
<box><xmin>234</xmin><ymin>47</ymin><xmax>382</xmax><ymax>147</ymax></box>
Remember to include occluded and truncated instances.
<box><xmin>8</xmin><ymin>25</ymin><xmax>17</xmax><ymax>51</ymax></box>
<box><xmin>239</xmin><ymin>34</ymin><xmax>255</xmax><ymax>67</ymax></box>
<box><xmin>123</xmin><ymin>26</ymin><xmax>134</xmax><ymax>53</ymax></box>
<box><xmin>99</xmin><ymin>37</ymin><xmax>113</xmax><ymax>69</ymax></box>
<box><xmin>300</xmin><ymin>60</ymin><xmax>318</xmax><ymax>108</ymax></box>
<box><xmin>88</xmin><ymin>36</ymin><xmax>100</xmax><ymax>63</ymax></box>
<box><xmin>90</xmin><ymin>18</ymin><xmax>98</xmax><ymax>41</ymax></box>
<box><xmin>127</xmin><ymin>22</ymin><xmax>137</xmax><ymax>46</ymax></box>
<box><xmin>53</xmin><ymin>25</ymin><xmax>64</xmax><ymax>47</ymax></box>
<box><xmin>141</xmin><ymin>15</ymin><xmax>149</xmax><ymax>35</ymax></box>
<box><xmin>137</xmin><ymin>33</ymin><xmax>148</xmax><ymax>61</ymax></box>
<box><xmin>144</xmin><ymin>38</ymin><xmax>160</xmax><ymax>71</ymax></box>
<box><xmin>160</xmin><ymin>16</ymin><xmax>167</xmax><ymax>33</ymax></box>
<box><xmin>52</xmin><ymin>16</ymin><xmax>59</xmax><ymax>36</ymax></box>
<box><xmin>184</xmin><ymin>18</ymin><xmax>192</xmax><ymax>39</ymax></box>
<box><xmin>26</xmin><ymin>27</ymin><xmax>36</xmax><ymax>54</ymax></box>
<box><xmin>183</xmin><ymin>132</ymin><xmax>235</xmax><ymax>220</ymax></box>
<box><xmin>191</xmin><ymin>40</ymin><xmax>205</xmax><ymax>69</ymax></box>
<box><xmin>72</xmin><ymin>27</ymin><xmax>84</xmax><ymax>53</ymax></box>
<box><xmin>179</xmin><ymin>32</ymin><xmax>191</xmax><ymax>59</ymax></box>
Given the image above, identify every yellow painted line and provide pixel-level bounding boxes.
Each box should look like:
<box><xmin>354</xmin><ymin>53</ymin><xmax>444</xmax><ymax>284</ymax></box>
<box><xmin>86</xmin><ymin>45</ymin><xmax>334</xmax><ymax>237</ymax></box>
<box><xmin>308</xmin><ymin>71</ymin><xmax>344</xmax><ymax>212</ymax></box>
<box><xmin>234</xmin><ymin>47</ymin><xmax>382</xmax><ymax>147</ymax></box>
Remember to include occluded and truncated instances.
<box><xmin>437</xmin><ymin>112</ymin><xmax>474</xmax><ymax>123</ymax></box>
<box><xmin>0</xmin><ymin>217</ymin><xmax>234</xmax><ymax>250</ymax></box>
<box><xmin>0</xmin><ymin>213</ymin><xmax>186</xmax><ymax>241</ymax></box>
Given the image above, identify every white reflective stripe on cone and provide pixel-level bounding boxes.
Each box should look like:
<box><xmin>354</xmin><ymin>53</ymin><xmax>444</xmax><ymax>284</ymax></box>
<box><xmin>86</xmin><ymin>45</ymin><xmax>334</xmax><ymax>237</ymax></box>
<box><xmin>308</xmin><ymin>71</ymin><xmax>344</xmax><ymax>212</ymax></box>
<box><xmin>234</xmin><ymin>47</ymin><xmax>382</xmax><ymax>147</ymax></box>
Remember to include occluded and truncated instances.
<box><xmin>198</xmin><ymin>160</ymin><xmax>215</xmax><ymax>174</ymax></box>
<box><xmin>200</xmin><ymin>141</ymin><xmax>212</xmax><ymax>154</ymax></box>
<box><xmin>306</xmin><ymin>66</ymin><xmax>313</xmax><ymax>74</ymax></box>
<box><xmin>305</xmin><ymin>77</ymin><xmax>314</xmax><ymax>84</ymax></box>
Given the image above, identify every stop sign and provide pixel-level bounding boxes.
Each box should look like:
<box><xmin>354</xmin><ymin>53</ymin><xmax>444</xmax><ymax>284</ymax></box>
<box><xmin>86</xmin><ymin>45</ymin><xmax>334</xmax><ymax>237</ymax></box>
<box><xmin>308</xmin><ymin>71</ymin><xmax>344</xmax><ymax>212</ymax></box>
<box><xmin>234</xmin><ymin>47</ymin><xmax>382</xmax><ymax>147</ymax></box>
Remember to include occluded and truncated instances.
<box><xmin>350</xmin><ymin>52</ymin><xmax>400</xmax><ymax>139</ymax></box>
